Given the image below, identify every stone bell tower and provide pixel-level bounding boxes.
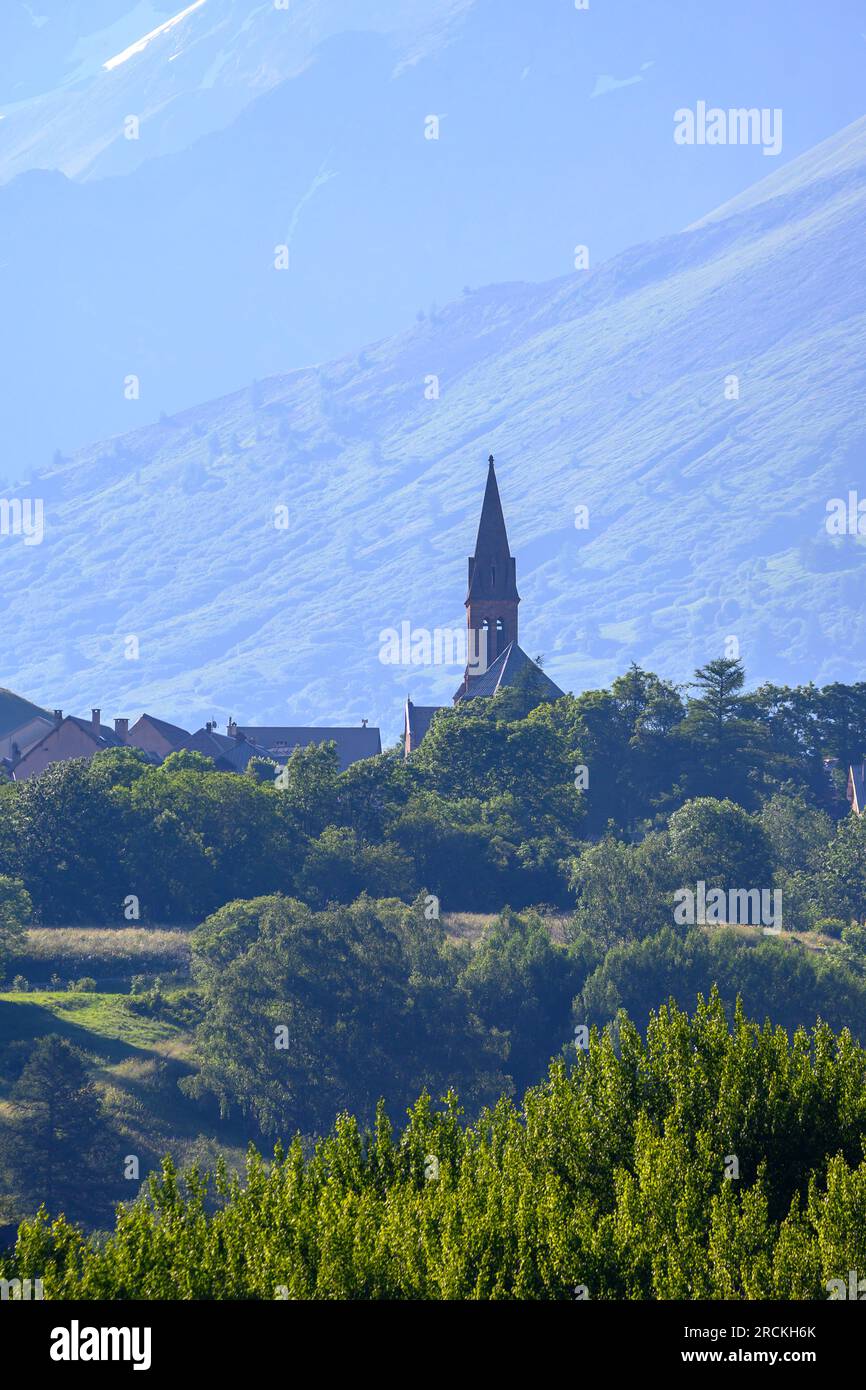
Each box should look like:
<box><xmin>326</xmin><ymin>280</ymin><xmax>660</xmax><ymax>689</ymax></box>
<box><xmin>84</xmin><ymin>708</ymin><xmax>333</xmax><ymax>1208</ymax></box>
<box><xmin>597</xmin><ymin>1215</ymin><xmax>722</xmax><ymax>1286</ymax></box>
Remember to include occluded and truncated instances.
<box><xmin>454</xmin><ymin>455</ymin><xmax>520</xmax><ymax>700</ymax></box>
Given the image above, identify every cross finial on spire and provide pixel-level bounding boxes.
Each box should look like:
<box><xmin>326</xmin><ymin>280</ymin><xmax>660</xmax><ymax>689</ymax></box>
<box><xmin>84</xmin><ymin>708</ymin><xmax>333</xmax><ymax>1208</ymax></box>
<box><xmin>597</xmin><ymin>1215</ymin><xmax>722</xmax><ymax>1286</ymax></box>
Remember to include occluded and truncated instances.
<box><xmin>488</xmin><ymin>454</ymin><xmax>494</xmax><ymax>467</ymax></box>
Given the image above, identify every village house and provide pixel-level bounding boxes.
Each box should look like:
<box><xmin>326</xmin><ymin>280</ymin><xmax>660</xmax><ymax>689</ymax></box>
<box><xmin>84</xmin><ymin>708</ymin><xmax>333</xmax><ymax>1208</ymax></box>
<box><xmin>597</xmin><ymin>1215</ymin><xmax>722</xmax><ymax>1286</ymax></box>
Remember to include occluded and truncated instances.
<box><xmin>127</xmin><ymin>713</ymin><xmax>191</xmax><ymax>759</ymax></box>
<box><xmin>12</xmin><ymin>709</ymin><xmax>128</xmax><ymax>780</ymax></box>
<box><xmin>5</xmin><ymin>702</ymin><xmax>382</xmax><ymax>781</ymax></box>
<box><xmin>0</xmin><ymin>687</ymin><xmax>55</xmax><ymax>771</ymax></box>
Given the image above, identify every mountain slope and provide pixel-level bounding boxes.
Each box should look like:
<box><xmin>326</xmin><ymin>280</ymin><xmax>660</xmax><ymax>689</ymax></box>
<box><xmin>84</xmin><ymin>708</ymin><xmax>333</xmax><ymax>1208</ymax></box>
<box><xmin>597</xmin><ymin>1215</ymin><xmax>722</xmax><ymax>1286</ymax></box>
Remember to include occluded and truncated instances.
<box><xmin>2</xmin><ymin>117</ymin><xmax>865</xmax><ymax>743</ymax></box>
<box><xmin>7</xmin><ymin>1</ymin><xmax>862</xmax><ymax>479</ymax></box>
<box><xmin>0</xmin><ymin>0</ymin><xmax>474</xmax><ymax>183</ymax></box>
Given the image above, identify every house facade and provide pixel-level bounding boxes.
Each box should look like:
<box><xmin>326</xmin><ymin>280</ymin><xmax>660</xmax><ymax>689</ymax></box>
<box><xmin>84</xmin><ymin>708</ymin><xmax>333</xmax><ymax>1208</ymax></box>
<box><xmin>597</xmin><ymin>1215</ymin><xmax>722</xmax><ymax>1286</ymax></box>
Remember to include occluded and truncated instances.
<box><xmin>12</xmin><ymin>710</ymin><xmax>126</xmax><ymax>780</ymax></box>
<box><xmin>0</xmin><ymin>687</ymin><xmax>55</xmax><ymax>769</ymax></box>
<box><xmin>127</xmin><ymin>714</ymin><xmax>191</xmax><ymax>759</ymax></box>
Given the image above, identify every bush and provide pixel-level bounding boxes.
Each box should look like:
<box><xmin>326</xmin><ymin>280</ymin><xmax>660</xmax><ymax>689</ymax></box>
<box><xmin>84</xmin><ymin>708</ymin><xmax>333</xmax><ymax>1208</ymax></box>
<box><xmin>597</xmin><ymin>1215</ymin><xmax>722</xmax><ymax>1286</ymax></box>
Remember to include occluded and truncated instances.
<box><xmin>815</xmin><ymin>917</ymin><xmax>847</xmax><ymax>939</ymax></box>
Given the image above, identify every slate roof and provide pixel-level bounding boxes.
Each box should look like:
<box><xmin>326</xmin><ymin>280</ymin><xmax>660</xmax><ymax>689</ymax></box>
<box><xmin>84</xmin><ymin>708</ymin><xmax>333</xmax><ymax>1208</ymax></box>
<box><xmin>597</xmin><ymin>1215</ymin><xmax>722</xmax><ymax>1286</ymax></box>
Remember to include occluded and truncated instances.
<box><xmin>183</xmin><ymin>727</ymin><xmax>270</xmax><ymax>772</ymax></box>
<box><xmin>404</xmin><ymin>700</ymin><xmax>444</xmax><ymax>753</ymax></box>
<box><xmin>456</xmin><ymin>641</ymin><xmax>564</xmax><ymax>703</ymax></box>
<box><xmin>135</xmin><ymin>713</ymin><xmax>190</xmax><ymax>748</ymax></box>
<box><xmin>64</xmin><ymin>716</ymin><xmax>126</xmax><ymax>749</ymax></box>
<box><xmin>237</xmin><ymin>726</ymin><xmax>382</xmax><ymax>772</ymax></box>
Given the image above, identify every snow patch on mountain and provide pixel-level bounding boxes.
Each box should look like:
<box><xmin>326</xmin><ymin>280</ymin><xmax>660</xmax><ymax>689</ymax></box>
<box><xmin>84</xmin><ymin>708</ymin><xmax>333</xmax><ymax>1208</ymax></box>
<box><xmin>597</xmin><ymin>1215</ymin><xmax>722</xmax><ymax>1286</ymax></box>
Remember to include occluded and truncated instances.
<box><xmin>103</xmin><ymin>0</ymin><xmax>208</xmax><ymax>71</ymax></box>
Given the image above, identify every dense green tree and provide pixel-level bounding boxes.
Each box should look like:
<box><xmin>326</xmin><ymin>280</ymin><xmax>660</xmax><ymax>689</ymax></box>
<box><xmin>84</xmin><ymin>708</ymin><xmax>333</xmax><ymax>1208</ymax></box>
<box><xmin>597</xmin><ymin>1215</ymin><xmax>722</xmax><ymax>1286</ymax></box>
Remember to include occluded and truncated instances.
<box><xmin>8</xmin><ymin>997</ymin><xmax>866</xmax><ymax>1301</ymax></box>
<box><xmin>462</xmin><ymin>909</ymin><xmax>585</xmax><ymax>1093</ymax></box>
<box><xmin>816</xmin><ymin>681</ymin><xmax>866</xmax><ymax>770</ymax></box>
<box><xmin>747</xmin><ymin>683</ymin><xmax>829</xmax><ymax>805</ymax></box>
<box><xmin>679</xmin><ymin>658</ymin><xmax>768</xmax><ymax>805</ymax></box>
<box><xmin>759</xmin><ymin>789</ymin><xmax>833</xmax><ymax>875</ymax></box>
<box><xmin>0</xmin><ymin>667</ymin><xmax>863</xmax><ymax>926</ymax></box>
<box><xmin>816</xmin><ymin>813</ymin><xmax>866</xmax><ymax>924</ymax></box>
<box><xmin>245</xmin><ymin>756</ymin><xmax>279</xmax><ymax>784</ymax></box>
<box><xmin>568</xmin><ymin>832</ymin><xmax>673</xmax><ymax>945</ymax></box>
<box><xmin>1</xmin><ymin>759</ymin><xmax>128</xmax><ymax>923</ymax></box>
<box><xmin>0</xmin><ymin>874</ymin><xmax>30</xmax><ymax>977</ymax></box>
<box><xmin>575</xmin><ymin>925</ymin><xmax>866</xmax><ymax>1042</ymax></box>
<box><xmin>83</xmin><ymin>745</ymin><xmax>153</xmax><ymax>790</ymax></box>
<box><xmin>273</xmin><ymin>742</ymin><xmax>339</xmax><ymax>837</ymax></box>
<box><xmin>0</xmin><ymin>1036</ymin><xmax>118</xmax><ymax>1224</ymax></box>
<box><xmin>117</xmin><ymin>764</ymin><xmax>299</xmax><ymax>921</ymax></box>
<box><xmin>668</xmin><ymin>797</ymin><xmax>773</xmax><ymax>894</ymax></box>
<box><xmin>186</xmin><ymin>894</ymin><xmax>506</xmax><ymax>1135</ymax></box>
<box><xmin>331</xmin><ymin>749</ymin><xmax>411</xmax><ymax>841</ymax></box>
<box><xmin>296</xmin><ymin>826</ymin><xmax>414</xmax><ymax>907</ymax></box>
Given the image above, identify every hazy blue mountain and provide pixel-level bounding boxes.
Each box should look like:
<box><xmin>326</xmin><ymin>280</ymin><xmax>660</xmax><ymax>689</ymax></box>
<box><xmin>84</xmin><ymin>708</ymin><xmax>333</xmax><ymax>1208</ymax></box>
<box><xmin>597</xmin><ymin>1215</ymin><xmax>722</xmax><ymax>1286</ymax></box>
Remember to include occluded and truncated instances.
<box><xmin>1</xmin><ymin>116</ymin><xmax>865</xmax><ymax>744</ymax></box>
<box><xmin>0</xmin><ymin>0</ymin><xmax>474</xmax><ymax>183</ymax></box>
<box><xmin>2</xmin><ymin>0</ymin><xmax>862</xmax><ymax>477</ymax></box>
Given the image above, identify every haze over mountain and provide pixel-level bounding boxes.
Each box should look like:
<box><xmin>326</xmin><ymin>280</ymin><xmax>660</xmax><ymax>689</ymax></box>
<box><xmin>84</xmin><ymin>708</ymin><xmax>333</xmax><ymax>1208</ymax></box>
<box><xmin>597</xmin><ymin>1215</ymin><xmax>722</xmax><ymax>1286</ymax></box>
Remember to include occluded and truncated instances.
<box><xmin>0</xmin><ymin>0</ymin><xmax>474</xmax><ymax>183</ymax></box>
<box><xmin>1</xmin><ymin>0</ymin><xmax>862</xmax><ymax>475</ymax></box>
<box><xmin>1</xmin><ymin>114</ymin><xmax>864</xmax><ymax>743</ymax></box>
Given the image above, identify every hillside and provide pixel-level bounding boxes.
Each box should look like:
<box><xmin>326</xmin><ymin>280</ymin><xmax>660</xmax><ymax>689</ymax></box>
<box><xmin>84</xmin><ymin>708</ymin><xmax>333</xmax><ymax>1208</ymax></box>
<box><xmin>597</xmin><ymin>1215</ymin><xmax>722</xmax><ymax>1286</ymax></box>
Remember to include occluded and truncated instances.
<box><xmin>1</xmin><ymin>116</ymin><xmax>865</xmax><ymax>741</ymax></box>
<box><xmin>0</xmin><ymin>687</ymin><xmax>49</xmax><ymax>740</ymax></box>
<box><xmin>3</xmin><ymin>1</ymin><xmax>855</xmax><ymax>475</ymax></box>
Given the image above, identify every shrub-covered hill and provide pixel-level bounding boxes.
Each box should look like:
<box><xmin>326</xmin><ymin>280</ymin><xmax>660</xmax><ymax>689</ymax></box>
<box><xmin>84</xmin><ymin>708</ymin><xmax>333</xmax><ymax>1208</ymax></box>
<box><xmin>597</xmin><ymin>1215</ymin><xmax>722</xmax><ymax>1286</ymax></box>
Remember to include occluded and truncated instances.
<box><xmin>6</xmin><ymin>994</ymin><xmax>866</xmax><ymax>1300</ymax></box>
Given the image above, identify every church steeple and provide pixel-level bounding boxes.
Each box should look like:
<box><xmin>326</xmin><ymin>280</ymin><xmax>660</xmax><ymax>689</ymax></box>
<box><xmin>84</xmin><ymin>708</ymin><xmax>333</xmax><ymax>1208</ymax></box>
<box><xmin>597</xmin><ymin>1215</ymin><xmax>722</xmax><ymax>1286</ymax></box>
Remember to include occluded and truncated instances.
<box><xmin>464</xmin><ymin>454</ymin><xmax>519</xmax><ymax>670</ymax></box>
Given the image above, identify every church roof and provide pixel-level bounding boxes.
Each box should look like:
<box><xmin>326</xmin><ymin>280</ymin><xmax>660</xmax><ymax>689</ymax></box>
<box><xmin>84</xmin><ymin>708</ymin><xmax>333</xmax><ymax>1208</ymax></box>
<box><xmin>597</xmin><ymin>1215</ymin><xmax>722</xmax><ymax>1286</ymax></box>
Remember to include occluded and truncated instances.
<box><xmin>848</xmin><ymin>762</ymin><xmax>866</xmax><ymax>815</ymax></box>
<box><xmin>457</xmin><ymin>642</ymin><xmax>564</xmax><ymax>703</ymax></box>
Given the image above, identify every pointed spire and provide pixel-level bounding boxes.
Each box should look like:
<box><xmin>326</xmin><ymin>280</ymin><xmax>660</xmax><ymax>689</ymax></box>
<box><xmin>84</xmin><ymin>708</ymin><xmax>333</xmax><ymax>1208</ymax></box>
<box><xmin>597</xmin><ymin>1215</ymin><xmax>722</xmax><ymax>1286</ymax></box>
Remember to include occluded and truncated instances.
<box><xmin>471</xmin><ymin>455</ymin><xmax>508</xmax><ymax>557</ymax></box>
<box><xmin>467</xmin><ymin>454</ymin><xmax>518</xmax><ymax>601</ymax></box>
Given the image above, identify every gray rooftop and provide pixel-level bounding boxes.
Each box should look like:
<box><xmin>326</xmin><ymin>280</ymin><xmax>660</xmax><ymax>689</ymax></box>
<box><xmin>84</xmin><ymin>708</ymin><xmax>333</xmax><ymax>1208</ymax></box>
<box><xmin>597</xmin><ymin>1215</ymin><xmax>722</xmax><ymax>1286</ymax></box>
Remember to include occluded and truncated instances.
<box><xmin>238</xmin><ymin>726</ymin><xmax>382</xmax><ymax>772</ymax></box>
<box><xmin>457</xmin><ymin>642</ymin><xmax>564</xmax><ymax>703</ymax></box>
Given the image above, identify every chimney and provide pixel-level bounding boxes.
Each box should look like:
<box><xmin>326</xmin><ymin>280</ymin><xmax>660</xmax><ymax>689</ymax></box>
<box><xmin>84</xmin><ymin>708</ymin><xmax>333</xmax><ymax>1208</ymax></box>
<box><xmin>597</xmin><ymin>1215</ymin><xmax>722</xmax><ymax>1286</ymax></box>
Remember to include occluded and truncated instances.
<box><xmin>361</xmin><ymin>718</ymin><xmax>368</xmax><ymax>728</ymax></box>
<box><xmin>115</xmin><ymin>717</ymin><xmax>129</xmax><ymax>741</ymax></box>
<box><xmin>226</xmin><ymin>718</ymin><xmax>237</xmax><ymax>737</ymax></box>
<box><xmin>53</xmin><ymin>709</ymin><xmax>63</xmax><ymax>725</ymax></box>
<box><xmin>91</xmin><ymin>708</ymin><xmax>101</xmax><ymax>732</ymax></box>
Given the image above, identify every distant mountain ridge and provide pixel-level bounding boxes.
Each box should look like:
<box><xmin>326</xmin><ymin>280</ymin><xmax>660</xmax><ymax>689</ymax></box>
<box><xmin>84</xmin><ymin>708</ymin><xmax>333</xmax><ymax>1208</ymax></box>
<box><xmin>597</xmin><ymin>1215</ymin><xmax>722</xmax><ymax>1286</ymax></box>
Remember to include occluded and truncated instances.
<box><xmin>1</xmin><ymin>116</ymin><xmax>865</xmax><ymax>744</ymax></box>
<box><xmin>0</xmin><ymin>0</ymin><xmax>474</xmax><ymax>183</ymax></box>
